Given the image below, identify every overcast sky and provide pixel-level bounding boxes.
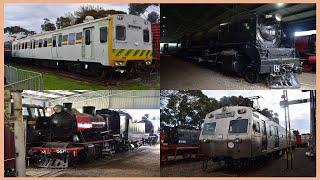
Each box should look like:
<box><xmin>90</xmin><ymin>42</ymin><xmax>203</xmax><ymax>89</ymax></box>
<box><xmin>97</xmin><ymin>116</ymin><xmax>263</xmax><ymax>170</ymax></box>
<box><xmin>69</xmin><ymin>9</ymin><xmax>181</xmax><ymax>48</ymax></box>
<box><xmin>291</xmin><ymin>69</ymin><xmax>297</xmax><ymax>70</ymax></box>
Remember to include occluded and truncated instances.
<box><xmin>4</xmin><ymin>3</ymin><xmax>160</xmax><ymax>33</ymax></box>
<box><xmin>202</xmin><ymin>90</ymin><xmax>312</xmax><ymax>134</ymax></box>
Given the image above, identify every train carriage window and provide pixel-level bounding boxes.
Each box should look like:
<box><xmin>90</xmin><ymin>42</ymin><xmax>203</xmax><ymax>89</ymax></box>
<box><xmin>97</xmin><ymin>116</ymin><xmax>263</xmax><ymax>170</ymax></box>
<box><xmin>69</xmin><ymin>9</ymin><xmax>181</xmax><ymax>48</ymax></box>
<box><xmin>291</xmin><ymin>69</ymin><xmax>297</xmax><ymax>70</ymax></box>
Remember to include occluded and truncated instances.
<box><xmin>22</xmin><ymin>43</ymin><xmax>24</xmax><ymax>49</ymax></box>
<box><xmin>39</xmin><ymin>39</ymin><xmax>43</xmax><ymax>48</ymax></box>
<box><xmin>85</xmin><ymin>30</ymin><xmax>91</xmax><ymax>45</ymax></box>
<box><xmin>202</xmin><ymin>122</ymin><xmax>216</xmax><ymax>135</ymax></box>
<box><xmin>116</xmin><ymin>25</ymin><xmax>126</xmax><ymax>41</ymax></box>
<box><xmin>68</xmin><ymin>33</ymin><xmax>75</xmax><ymax>45</ymax></box>
<box><xmin>229</xmin><ymin>119</ymin><xmax>248</xmax><ymax>133</ymax></box>
<box><xmin>44</xmin><ymin>38</ymin><xmax>48</xmax><ymax>47</ymax></box>
<box><xmin>25</xmin><ymin>42</ymin><xmax>28</xmax><ymax>49</ymax></box>
<box><xmin>253</xmin><ymin>121</ymin><xmax>260</xmax><ymax>133</ymax></box>
<box><xmin>52</xmin><ymin>36</ymin><xmax>56</xmax><ymax>47</ymax></box>
<box><xmin>30</xmin><ymin>41</ymin><xmax>32</xmax><ymax>49</ymax></box>
<box><xmin>58</xmin><ymin>34</ymin><xmax>62</xmax><ymax>47</ymax></box>
<box><xmin>48</xmin><ymin>38</ymin><xmax>52</xmax><ymax>46</ymax></box>
<box><xmin>143</xmin><ymin>29</ymin><xmax>150</xmax><ymax>42</ymax></box>
<box><xmin>30</xmin><ymin>107</ymin><xmax>39</xmax><ymax>118</ymax></box>
<box><xmin>62</xmin><ymin>35</ymin><xmax>68</xmax><ymax>45</ymax></box>
<box><xmin>38</xmin><ymin>108</ymin><xmax>45</xmax><ymax>117</ymax></box>
<box><xmin>100</xmin><ymin>27</ymin><xmax>108</xmax><ymax>43</ymax></box>
<box><xmin>22</xmin><ymin>107</ymin><xmax>29</xmax><ymax>117</ymax></box>
<box><xmin>33</xmin><ymin>40</ymin><xmax>36</xmax><ymax>49</ymax></box>
<box><xmin>76</xmin><ymin>32</ymin><xmax>82</xmax><ymax>44</ymax></box>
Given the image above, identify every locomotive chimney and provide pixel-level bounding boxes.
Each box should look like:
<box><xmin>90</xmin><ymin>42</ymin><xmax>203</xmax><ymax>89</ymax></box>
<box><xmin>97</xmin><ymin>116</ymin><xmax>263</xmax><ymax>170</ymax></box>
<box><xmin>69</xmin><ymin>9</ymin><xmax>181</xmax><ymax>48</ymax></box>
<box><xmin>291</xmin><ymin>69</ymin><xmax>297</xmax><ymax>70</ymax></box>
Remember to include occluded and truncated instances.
<box><xmin>63</xmin><ymin>103</ymin><xmax>72</xmax><ymax>111</ymax></box>
<box><xmin>83</xmin><ymin>106</ymin><xmax>96</xmax><ymax>115</ymax></box>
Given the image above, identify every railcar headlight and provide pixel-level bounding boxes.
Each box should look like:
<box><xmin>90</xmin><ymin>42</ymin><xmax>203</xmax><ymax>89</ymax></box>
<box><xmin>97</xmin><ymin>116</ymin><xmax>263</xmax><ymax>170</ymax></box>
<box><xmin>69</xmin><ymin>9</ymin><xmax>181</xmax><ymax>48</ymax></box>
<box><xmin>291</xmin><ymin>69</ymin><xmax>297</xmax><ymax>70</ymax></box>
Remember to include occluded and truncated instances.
<box><xmin>227</xmin><ymin>141</ymin><xmax>235</xmax><ymax>149</ymax></box>
<box><xmin>145</xmin><ymin>61</ymin><xmax>152</xmax><ymax>65</ymax></box>
<box><xmin>53</xmin><ymin>105</ymin><xmax>63</xmax><ymax>113</ymax></box>
<box><xmin>115</xmin><ymin>61</ymin><xmax>124</xmax><ymax>66</ymax></box>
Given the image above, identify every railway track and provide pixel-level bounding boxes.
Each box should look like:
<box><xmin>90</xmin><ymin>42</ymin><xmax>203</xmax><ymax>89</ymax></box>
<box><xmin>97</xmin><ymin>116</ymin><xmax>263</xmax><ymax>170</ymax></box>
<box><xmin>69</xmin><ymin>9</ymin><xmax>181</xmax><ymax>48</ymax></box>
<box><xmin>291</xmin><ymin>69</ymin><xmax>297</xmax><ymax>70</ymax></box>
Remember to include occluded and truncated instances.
<box><xmin>6</xmin><ymin>62</ymin><xmax>159</xmax><ymax>87</ymax></box>
<box><xmin>26</xmin><ymin>168</ymin><xmax>65</xmax><ymax>177</ymax></box>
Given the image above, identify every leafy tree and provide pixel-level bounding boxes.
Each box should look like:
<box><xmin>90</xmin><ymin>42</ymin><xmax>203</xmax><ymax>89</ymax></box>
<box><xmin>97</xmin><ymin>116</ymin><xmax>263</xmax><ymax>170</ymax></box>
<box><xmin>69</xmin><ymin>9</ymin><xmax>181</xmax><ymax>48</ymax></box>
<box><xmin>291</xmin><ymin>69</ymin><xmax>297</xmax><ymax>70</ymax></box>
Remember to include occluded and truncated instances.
<box><xmin>147</xmin><ymin>11</ymin><xmax>159</xmax><ymax>23</ymax></box>
<box><xmin>56</xmin><ymin>16</ymin><xmax>72</xmax><ymax>29</ymax></box>
<box><xmin>41</xmin><ymin>18</ymin><xmax>56</xmax><ymax>31</ymax></box>
<box><xmin>4</xmin><ymin>26</ymin><xmax>35</xmax><ymax>35</ymax></box>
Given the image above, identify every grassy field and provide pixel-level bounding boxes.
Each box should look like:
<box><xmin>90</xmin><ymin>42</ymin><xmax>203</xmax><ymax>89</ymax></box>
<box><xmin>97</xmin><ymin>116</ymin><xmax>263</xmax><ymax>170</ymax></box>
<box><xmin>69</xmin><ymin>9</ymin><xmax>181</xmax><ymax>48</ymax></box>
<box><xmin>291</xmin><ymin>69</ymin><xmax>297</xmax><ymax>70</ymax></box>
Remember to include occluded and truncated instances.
<box><xmin>10</xmin><ymin>65</ymin><xmax>160</xmax><ymax>90</ymax></box>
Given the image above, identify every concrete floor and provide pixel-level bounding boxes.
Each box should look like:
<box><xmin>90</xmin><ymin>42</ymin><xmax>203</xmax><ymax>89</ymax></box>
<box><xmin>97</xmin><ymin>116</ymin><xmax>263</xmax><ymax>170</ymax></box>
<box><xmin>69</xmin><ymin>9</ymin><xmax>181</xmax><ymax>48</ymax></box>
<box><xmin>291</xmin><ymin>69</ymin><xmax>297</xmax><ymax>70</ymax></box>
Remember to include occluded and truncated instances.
<box><xmin>160</xmin><ymin>147</ymin><xmax>315</xmax><ymax>177</ymax></box>
<box><xmin>160</xmin><ymin>55</ymin><xmax>316</xmax><ymax>90</ymax></box>
<box><xmin>27</xmin><ymin>144</ymin><xmax>160</xmax><ymax>177</ymax></box>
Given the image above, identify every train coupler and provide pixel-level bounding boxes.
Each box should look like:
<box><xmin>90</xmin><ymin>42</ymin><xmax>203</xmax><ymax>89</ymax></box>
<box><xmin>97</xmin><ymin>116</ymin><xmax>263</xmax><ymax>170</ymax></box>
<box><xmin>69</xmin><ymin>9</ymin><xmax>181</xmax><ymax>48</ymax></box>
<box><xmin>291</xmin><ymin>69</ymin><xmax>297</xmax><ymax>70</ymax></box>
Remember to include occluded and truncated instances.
<box><xmin>38</xmin><ymin>158</ymin><xmax>69</xmax><ymax>169</ymax></box>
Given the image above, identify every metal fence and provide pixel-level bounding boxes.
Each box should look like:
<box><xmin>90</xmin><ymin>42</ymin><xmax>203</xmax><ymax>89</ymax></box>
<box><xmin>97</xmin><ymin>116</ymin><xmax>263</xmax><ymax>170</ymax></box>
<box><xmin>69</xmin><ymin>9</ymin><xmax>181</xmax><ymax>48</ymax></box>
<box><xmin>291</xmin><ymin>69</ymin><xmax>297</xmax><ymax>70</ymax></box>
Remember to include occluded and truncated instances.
<box><xmin>4</xmin><ymin>65</ymin><xmax>44</xmax><ymax>91</ymax></box>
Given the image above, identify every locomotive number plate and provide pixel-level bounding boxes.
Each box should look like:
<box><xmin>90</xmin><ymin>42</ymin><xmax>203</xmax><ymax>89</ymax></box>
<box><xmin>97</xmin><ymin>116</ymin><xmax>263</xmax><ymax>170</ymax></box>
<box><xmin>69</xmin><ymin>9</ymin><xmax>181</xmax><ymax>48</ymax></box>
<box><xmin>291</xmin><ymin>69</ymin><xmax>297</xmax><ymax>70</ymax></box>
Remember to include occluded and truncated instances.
<box><xmin>273</xmin><ymin>65</ymin><xmax>280</xmax><ymax>73</ymax></box>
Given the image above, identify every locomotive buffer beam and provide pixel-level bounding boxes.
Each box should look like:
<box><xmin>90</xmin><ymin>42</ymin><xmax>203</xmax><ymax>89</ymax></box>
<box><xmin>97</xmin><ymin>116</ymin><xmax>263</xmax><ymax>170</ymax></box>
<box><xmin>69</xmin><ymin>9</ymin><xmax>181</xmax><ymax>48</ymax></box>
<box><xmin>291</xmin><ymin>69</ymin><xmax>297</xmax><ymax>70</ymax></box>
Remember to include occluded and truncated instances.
<box><xmin>267</xmin><ymin>65</ymin><xmax>300</xmax><ymax>89</ymax></box>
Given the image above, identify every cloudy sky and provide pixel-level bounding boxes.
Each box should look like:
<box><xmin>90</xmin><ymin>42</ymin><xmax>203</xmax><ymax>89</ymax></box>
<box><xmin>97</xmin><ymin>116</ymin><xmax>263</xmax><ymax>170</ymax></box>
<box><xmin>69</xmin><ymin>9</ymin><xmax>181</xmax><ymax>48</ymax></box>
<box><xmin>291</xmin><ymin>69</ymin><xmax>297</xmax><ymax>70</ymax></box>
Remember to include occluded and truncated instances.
<box><xmin>4</xmin><ymin>3</ymin><xmax>160</xmax><ymax>33</ymax></box>
<box><xmin>202</xmin><ymin>90</ymin><xmax>313</xmax><ymax>134</ymax></box>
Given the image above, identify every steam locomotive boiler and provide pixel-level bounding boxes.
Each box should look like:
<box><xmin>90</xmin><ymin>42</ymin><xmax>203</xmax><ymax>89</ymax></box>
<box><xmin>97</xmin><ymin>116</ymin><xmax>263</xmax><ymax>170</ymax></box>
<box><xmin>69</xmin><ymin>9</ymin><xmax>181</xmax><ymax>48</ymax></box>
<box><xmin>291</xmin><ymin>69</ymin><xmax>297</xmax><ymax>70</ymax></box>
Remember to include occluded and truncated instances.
<box><xmin>178</xmin><ymin>13</ymin><xmax>301</xmax><ymax>88</ymax></box>
<box><xmin>29</xmin><ymin>103</ymin><xmax>143</xmax><ymax>168</ymax></box>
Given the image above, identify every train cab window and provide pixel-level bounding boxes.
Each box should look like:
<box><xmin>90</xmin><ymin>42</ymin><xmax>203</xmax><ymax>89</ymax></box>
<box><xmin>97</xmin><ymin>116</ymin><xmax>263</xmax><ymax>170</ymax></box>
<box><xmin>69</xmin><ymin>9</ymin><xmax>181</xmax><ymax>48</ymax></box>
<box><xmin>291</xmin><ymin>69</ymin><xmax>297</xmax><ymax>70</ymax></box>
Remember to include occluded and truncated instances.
<box><xmin>202</xmin><ymin>122</ymin><xmax>216</xmax><ymax>135</ymax></box>
<box><xmin>229</xmin><ymin>119</ymin><xmax>248</xmax><ymax>133</ymax></box>
<box><xmin>44</xmin><ymin>38</ymin><xmax>48</xmax><ymax>47</ymax></box>
<box><xmin>68</xmin><ymin>33</ymin><xmax>75</xmax><ymax>45</ymax></box>
<box><xmin>52</xmin><ymin>36</ymin><xmax>57</xmax><ymax>47</ymax></box>
<box><xmin>143</xmin><ymin>29</ymin><xmax>150</xmax><ymax>42</ymax></box>
<box><xmin>100</xmin><ymin>27</ymin><xmax>108</xmax><ymax>43</ymax></box>
<box><xmin>85</xmin><ymin>29</ymin><xmax>91</xmax><ymax>45</ymax></box>
<box><xmin>269</xmin><ymin>126</ymin><xmax>274</xmax><ymax>136</ymax></box>
<box><xmin>58</xmin><ymin>34</ymin><xmax>62</xmax><ymax>47</ymax></box>
<box><xmin>253</xmin><ymin>121</ymin><xmax>260</xmax><ymax>133</ymax></box>
<box><xmin>39</xmin><ymin>39</ymin><xmax>43</xmax><ymax>48</ymax></box>
<box><xmin>116</xmin><ymin>25</ymin><xmax>126</xmax><ymax>41</ymax></box>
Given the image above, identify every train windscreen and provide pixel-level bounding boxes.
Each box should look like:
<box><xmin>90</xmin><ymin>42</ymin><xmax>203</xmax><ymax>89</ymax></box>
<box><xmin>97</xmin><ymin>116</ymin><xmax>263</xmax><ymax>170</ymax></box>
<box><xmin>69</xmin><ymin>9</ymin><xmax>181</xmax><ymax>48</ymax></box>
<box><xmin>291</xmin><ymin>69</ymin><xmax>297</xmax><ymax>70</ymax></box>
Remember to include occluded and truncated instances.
<box><xmin>202</xmin><ymin>122</ymin><xmax>216</xmax><ymax>135</ymax></box>
<box><xmin>228</xmin><ymin>119</ymin><xmax>248</xmax><ymax>133</ymax></box>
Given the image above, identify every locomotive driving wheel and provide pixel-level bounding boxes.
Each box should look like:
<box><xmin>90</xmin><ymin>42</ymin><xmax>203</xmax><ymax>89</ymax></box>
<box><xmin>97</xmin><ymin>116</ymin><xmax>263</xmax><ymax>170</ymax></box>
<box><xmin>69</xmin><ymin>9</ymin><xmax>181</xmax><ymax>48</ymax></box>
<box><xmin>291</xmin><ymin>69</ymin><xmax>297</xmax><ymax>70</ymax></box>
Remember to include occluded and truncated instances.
<box><xmin>243</xmin><ymin>66</ymin><xmax>259</xmax><ymax>83</ymax></box>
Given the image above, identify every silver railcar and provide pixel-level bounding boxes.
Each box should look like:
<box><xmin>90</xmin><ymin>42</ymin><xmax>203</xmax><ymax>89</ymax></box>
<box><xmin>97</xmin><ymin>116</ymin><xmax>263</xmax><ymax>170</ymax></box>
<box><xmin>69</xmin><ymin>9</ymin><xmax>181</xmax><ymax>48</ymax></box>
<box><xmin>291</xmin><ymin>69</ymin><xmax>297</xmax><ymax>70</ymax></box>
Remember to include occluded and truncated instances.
<box><xmin>200</xmin><ymin>106</ymin><xmax>294</xmax><ymax>168</ymax></box>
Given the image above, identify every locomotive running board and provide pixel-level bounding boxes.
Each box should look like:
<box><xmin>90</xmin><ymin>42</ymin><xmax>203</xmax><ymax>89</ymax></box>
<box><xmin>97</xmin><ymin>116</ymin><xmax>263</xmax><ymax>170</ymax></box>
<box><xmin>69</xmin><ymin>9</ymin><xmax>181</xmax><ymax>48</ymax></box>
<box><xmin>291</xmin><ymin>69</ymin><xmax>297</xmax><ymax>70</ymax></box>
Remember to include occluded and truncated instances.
<box><xmin>38</xmin><ymin>158</ymin><xmax>69</xmax><ymax>169</ymax></box>
<box><xmin>268</xmin><ymin>73</ymin><xmax>300</xmax><ymax>89</ymax></box>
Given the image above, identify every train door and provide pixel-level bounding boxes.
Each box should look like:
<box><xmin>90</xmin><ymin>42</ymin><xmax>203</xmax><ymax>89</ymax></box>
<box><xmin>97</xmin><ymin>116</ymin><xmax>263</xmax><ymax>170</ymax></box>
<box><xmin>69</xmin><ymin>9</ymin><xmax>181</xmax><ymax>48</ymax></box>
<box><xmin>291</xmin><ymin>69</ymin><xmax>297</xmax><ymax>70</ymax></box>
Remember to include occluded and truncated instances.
<box><xmin>268</xmin><ymin>125</ymin><xmax>275</xmax><ymax>150</ymax></box>
<box><xmin>252</xmin><ymin>120</ymin><xmax>262</xmax><ymax>156</ymax></box>
<box><xmin>274</xmin><ymin>126</ymin><xmax>279</xmax><ymax>147</ymax></box>
<box><xmin>52</xmin><ymin>34</ymin><xmax>62</xmax><ymax>58</ymax></box>
<box><xmin>83</xmin><ymin>28</ymin><xmax>94</xmax><ymax>59</ymax></box>
<box><xmin>261</xmin><ymin>121</ymin><xmax>268</xmax><ymax>152</ymax></box>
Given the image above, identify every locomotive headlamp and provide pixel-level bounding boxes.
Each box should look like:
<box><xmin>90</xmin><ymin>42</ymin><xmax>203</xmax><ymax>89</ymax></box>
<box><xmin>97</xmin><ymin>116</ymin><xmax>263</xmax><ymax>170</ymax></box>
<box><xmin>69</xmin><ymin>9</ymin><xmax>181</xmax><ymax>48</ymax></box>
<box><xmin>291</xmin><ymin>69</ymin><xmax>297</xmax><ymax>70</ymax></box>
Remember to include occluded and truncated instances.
<box><xmin>53</xmin><ymin>105</ymin><xmax>63</xmax><ymax>113</ymax></box>
<box><xmin>238</xmin><ymin>109</ymin><xmax>246</xmax><ymax>114</ymax></box>
<box><xmin>275</xmin><ymin>14</ymin><xmax>282</xmax><ymax>22</ymax></box>
<box><xmin>145</xmin><ymin>61</ymin><xmax>152</xmax><ymax>65</ymax></box>
<box><xmin>227</xmin><ymin>141</ymin><xmax>235</xmax><ymax>149</ymax></box>
<box><xmin>115</xmin><ymin>61</ymin><xmax>124</xmax><ymax>66</ymax></box>
<box><xmin>117</xmin><ymin>15</ymin><xmax>123</xmax><ymax>20</ymax></box>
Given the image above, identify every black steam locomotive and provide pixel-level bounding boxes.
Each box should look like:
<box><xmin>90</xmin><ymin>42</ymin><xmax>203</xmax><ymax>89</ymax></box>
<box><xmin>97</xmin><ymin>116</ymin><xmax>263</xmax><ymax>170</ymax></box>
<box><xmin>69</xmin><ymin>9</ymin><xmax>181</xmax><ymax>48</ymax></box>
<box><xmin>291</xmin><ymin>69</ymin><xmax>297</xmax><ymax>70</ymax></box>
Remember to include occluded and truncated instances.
<box><xmin>177</xmin><ymin>13</ymin><xmax>301</xmax><ymax>88</ymax></box>
<box><xmin>28</xmin><ymin>103</ymin><xmax>152</xmax><ymax>168</ymax></box>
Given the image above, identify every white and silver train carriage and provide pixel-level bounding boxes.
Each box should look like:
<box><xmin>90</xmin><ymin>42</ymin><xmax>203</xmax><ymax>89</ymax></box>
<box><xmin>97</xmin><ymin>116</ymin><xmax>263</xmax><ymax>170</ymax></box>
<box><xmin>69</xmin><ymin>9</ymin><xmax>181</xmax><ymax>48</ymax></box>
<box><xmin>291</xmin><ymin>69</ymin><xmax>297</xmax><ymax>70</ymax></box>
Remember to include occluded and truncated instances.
<box><xmin>11</xmin><ymin>14</ymin><xmax>153</xmax><ymax>75</ymax></box>
<box><xmin>200</xmin><ymin>106</ymin><xmax>295</xmax><ymax>169</ymax></box>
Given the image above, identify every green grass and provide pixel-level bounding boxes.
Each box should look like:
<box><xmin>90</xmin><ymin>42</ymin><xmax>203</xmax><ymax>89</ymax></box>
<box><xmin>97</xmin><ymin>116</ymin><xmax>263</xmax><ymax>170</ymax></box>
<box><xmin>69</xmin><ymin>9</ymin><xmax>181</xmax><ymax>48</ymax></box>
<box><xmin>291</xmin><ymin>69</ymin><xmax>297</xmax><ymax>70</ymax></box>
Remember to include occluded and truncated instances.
<box><xmin>9</xmin><ymin>65</ymin><xmax>160</xmax><ymax>90</ymax></box>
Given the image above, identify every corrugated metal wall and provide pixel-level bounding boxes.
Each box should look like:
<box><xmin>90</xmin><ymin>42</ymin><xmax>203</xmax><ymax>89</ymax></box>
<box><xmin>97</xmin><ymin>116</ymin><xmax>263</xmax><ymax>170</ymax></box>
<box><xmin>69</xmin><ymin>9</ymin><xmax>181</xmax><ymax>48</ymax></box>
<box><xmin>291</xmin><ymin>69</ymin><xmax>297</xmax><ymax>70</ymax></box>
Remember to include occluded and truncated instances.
<box><xmin>49</xmin><ymin>90</ymin><xmax>160</xmax><ymax>109</ymax></box>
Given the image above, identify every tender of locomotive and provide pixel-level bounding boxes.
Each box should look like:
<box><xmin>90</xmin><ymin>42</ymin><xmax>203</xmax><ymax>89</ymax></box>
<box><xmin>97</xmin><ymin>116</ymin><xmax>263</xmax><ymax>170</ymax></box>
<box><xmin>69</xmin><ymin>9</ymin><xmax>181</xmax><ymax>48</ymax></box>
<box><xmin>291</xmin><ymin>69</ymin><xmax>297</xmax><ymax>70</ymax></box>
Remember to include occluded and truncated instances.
<box><xmin>177</xmin><ymin>13</ymin><xmax>301</xmax><ymax>88</ymax></box>
<box><xmin>11</xmin><ymin>14</ymin><xmax>152</xmax><ymax>76</ymax></box>
<box><xmin>29</xmin><ymin>103</ymin><xmax>145</xmax><ymax>168</ymax></box>
<box><xmin>200</xmin><ymin>106</ymin><xmax>294</xmax><ymax>169</ymax></box>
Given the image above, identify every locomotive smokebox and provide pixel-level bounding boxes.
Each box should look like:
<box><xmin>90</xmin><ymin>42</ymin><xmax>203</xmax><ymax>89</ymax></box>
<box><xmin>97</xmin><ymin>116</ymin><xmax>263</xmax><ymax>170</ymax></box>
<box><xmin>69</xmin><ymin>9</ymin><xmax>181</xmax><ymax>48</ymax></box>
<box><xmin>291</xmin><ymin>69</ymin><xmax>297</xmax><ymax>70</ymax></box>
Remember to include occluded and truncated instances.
<box><xmin>83</xmin><ymin>106</ymin><xmax>96</xmax><ymax>116</ymax></box>
<box><xmin>63</xmin><ymin>103</ymin><xmax>72</xmax><ymax>111</ymax></box>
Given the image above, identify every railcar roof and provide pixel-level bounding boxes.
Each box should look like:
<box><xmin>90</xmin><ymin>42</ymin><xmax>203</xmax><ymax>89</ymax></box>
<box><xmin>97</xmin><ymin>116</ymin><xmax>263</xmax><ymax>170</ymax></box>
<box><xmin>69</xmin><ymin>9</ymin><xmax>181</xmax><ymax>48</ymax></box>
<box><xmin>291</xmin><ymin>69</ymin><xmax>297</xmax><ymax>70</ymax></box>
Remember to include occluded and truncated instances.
<box><xmin>14</xmin><ymin>14</ymin><xmax>146</xmax><ymax>41</ymax></box>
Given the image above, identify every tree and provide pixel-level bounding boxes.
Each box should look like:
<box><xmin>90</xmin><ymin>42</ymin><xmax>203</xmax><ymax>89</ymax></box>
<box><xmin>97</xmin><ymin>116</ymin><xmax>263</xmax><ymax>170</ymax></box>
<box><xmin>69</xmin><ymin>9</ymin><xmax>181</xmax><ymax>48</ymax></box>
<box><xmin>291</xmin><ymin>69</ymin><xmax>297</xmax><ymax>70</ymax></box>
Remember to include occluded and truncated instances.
<box><xmin>41</xmin><ymin>18</ymin><xmax>56</xmax><ymax>31</ymax></box>
<box><xmin>147</xmin><ymin>11</ymin><xmax>159</xmax><ymax>23</ymax></box>
<box><xmin>74</xmin><ymin>5</ymin><xmax>126</xmax><ymax>24</ymax></box>
<box><xmin>4</xmin><ymin>26</ymin><xmax>35</xmax><ymax>35</ymax></box>
<box><xmin>56</xmin><ymin>16</ymin><xmax>72</xmax><ymax>29</ymax></box>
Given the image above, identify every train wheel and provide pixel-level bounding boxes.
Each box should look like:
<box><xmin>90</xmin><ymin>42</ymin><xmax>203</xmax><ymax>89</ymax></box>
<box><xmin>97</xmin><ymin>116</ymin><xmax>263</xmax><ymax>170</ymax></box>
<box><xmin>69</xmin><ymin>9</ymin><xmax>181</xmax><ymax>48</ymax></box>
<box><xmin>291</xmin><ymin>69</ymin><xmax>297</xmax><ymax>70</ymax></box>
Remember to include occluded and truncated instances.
<box><xmin>202</xmin><ymin>157</ymin><xmax>209</xmax><ymax>172</ymax></box>
<box><xmin>243</xmin><ymin>67</ymin><xmax>259</xmax><ymax>83</ymax></box>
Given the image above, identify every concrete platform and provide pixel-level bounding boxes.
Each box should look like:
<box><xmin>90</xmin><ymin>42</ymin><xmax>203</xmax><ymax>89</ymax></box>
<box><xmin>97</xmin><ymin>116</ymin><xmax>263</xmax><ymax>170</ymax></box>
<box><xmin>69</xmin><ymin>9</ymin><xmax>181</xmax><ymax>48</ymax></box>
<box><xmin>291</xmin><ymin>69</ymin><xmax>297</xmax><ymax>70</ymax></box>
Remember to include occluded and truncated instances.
<box><xmin>160</xmin><ymin>55</ymin><xmax>316</xmax><ymax>90</ymax></box>
<box><xmin>27</xmin><ymin>145</ymin><xmax>160</xmax><ymax>177</ymax></box>
<box><xmin>160</xmin><ymin>147</ymin><xmax>315</xmax><ymax>177</ymax></box>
